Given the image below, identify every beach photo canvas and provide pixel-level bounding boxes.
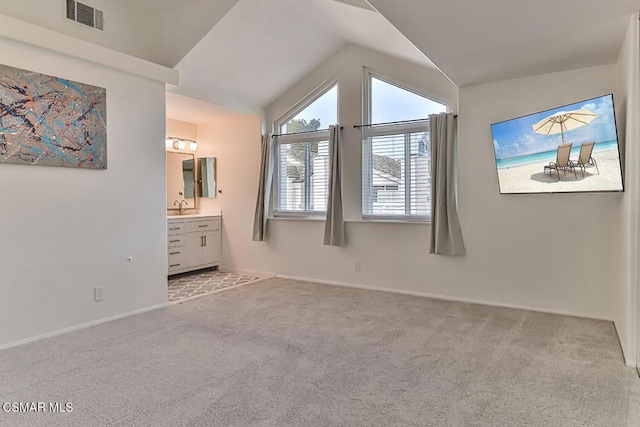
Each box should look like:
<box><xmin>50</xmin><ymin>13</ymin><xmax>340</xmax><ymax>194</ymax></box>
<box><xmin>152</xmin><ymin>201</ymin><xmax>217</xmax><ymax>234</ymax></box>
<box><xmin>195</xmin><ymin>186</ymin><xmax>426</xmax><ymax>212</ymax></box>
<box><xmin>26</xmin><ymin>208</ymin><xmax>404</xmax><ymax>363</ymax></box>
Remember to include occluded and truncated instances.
<box><xmin>490</xmin><ymin>94</ymin><xmax>623</xmax><ymax>194</ymax></box>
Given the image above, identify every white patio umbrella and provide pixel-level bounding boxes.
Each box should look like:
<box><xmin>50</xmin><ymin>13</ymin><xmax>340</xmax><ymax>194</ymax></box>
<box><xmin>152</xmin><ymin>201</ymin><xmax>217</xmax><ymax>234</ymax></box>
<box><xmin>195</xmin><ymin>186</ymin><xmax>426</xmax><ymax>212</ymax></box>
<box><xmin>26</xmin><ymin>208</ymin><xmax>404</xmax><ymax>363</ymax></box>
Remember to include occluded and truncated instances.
<box><xmin>532</xmin><ymin>108</ymin><xmax>597</xmax><ymax>143</ymax></box>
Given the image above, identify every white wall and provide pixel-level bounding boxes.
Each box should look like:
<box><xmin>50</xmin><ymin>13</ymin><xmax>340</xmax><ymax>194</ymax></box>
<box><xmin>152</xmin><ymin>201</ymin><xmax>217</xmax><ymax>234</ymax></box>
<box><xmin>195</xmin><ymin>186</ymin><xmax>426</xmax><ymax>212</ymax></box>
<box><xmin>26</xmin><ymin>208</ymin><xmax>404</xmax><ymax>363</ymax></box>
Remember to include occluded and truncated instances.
<box><xmin>0</xmin><ymin>32</ymin><xmax>168</xmax><ymax>347</ymax></box>
<box><xmin>195</xmin><ymin>115</ymin><xmax>262</xmax><ymax>263</ymax></box>
<box><xmin>616</xmin><ymin>14</ymin><xmax>639</xmax><ymax>367</ymax></box>
<box><xmin>210</xmin><ymin>42</ymin><xmax>626</xmax><ymax>322</ymax></box>
<box><xmin>167</xmin><ymin>118</ymin><xmax>197</xmax><ymax>141</ymax></box>
<box><xmin>0</xmin><ymin>0</ymin><xmax>161</xmax><ymax>63</ymax></box>
<box><xmin>457</xmin><ymin>65</ymin><xmax>624</xmax><ymax>321</ymax></box>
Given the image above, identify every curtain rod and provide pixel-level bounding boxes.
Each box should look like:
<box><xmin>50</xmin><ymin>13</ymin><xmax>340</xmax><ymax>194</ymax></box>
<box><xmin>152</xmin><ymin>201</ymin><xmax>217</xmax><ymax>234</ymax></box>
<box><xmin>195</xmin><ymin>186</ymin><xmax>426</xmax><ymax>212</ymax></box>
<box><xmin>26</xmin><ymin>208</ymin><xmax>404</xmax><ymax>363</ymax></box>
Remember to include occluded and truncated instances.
<box><xmin>353</xmin><ymin>115</ymin><xmax>457</xmax><ymax>129</ymax></box>
<box><xmin>271</xmin><ymin>126</ymin><xmax>343</xmax><ymax>138</ymax></box>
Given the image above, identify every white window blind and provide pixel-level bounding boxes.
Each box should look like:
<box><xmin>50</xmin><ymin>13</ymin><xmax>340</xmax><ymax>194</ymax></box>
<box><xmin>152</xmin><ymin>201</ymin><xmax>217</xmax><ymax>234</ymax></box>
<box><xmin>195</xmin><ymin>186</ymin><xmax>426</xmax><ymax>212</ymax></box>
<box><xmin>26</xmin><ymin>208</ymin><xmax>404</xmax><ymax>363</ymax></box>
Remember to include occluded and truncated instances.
<box><xmin>275</xmin><ymin>138</ymin><xmax>329</xmax><ymax>214</ymax></box>
<box><xmin>362</xmin><ymin>126</ymin><xmax>431</xmax><ymax>221</ymax></box>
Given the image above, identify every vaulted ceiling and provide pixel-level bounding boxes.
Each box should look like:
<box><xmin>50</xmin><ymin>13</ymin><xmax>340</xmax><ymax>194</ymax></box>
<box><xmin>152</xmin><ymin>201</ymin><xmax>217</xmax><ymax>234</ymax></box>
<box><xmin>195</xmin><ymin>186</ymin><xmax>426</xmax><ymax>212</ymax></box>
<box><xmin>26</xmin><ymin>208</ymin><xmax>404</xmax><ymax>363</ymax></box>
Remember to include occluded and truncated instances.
<box><xmin>366</xmin><ymin>0</ymin><xmax>640</xmax><ymax>87</ymax></box>
<box><xmin>125</xmin><ymin>0</ymin><xmax>640</xmax><ymax>113</ymax></box>
<box><xmin>166</xmin><ymin>0</ymin><xmax>434</xmax><ymax>113</ymax></box>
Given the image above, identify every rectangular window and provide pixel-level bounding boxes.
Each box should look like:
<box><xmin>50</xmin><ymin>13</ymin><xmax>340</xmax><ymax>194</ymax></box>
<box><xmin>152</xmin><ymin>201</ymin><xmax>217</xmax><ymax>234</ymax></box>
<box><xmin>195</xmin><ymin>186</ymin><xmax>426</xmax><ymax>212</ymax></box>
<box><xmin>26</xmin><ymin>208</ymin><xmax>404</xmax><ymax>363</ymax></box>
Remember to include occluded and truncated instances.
<box><xmin>275</xmin><ymin>138</ymin><xmax>329</xmax><ymax>215</ymax></box>
<box><xmin>362</xmin><ymin>126</ymin><xmax>431</xmax><ymax>221</ymax></box>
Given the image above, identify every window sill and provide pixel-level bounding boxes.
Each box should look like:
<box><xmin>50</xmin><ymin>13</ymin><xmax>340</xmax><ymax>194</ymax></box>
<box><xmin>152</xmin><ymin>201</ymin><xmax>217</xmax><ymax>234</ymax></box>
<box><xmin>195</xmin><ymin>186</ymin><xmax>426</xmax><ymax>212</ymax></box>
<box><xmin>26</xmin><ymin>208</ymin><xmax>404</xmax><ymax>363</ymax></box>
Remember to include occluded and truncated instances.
<box><xmin>270</xmin><ymin>214</ymin><xmax>326</xmax><ymax>221</ymax></box>
<box><xmin>347</xmin><ymin>218</ymin><xmax>430</xmax><ymax>225</ymax></box>
<box><xmin>267</xmin><ymin>217</ymin><xmax>430</xmax><ymax>224</ymax></box>
<box><xmin>268</xmin><ymin>211</ymin><xmax>430</xmax><ymax>224</ymax></box>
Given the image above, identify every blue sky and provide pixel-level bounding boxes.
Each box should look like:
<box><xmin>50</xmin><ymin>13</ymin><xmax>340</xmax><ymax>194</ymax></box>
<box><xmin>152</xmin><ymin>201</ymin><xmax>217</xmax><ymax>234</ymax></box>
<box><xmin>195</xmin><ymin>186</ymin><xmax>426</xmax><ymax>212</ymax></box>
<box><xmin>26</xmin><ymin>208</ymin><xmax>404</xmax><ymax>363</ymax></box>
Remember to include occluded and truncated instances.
<box><xmin>491</xmin><ymin>94</ymin><xmax>618</xmax><ymax>160</ymax></box>
<box><xmin>371</xmin><ymin>77</ymin><xmax>446</xmax><ymax>123</ymax></box>
<box><xmin>287</xmin><ymin>85</ymin><xmax>337</xmax><ymax>130</ymax></box>
<box><xmin>286</xmin><ymin>77</ymin><xmax>447</xmax><ymax>130</ymax></box>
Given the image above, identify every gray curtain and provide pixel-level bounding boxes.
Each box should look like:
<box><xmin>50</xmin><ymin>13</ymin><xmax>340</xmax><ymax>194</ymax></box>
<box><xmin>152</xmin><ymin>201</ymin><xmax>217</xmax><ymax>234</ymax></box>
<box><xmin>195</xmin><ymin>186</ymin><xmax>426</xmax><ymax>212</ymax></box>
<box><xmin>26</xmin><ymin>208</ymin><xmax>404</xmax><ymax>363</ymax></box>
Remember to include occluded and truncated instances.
<box><xmin>429</xmin><ymin>113</ymin><xmax>465</xmax><ymax>255</ymax></box>
<box><xmin>323</xmin><ymin>125</ymin><xmax>345</xmax><ymax>246</ymax></box>
<box><xmin>252</xmin><ymin>134</ymin><xmax>274</xmax><ymax>242</ymax></box>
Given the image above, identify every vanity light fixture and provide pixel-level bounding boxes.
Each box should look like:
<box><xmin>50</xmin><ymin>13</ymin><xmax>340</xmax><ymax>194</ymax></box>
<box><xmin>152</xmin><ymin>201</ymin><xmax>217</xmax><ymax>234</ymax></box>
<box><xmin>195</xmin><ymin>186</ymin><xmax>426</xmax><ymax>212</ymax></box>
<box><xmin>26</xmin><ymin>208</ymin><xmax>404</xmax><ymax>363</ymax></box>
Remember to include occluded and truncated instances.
<box><xmin>166</xmin><ymin>137</ymin><xmax>198</xmax><ymax>152</ymax></box>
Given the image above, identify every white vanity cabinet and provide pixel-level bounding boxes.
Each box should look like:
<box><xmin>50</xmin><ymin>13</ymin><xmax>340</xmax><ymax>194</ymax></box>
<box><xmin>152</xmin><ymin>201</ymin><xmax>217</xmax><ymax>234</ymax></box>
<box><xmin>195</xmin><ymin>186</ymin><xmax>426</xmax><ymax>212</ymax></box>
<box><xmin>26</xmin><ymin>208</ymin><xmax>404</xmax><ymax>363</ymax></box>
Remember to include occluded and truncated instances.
<box><xmin>168</xmin><ymin>215</ymin><xmax>221</xmax><ymax>275</ymax></box>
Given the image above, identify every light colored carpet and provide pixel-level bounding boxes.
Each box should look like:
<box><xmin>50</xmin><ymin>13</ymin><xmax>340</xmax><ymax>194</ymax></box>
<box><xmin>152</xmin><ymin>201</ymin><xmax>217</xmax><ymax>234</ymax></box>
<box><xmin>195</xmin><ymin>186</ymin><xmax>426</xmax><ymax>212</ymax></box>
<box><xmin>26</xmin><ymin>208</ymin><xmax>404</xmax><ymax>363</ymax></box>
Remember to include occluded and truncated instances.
<box><xmin>168</xmin><ymin>270</ymin><xmax>259</xmax><ymax>302</ymax></box>
<box><xmin>0</xmin><ymin>278</ymin><xmax>638</xmax><ymax>426</ymax></box>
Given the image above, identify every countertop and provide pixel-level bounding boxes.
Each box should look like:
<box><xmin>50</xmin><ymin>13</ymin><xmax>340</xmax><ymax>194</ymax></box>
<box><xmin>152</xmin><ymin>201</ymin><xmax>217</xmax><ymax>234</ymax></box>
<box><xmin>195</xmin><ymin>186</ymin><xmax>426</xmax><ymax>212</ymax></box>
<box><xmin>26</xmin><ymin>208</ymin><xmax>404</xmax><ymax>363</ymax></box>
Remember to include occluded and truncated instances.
<box><xmin>167</xmin><ymin>212</ymin><xmax>221</xmax><ymax>220</ymax></box>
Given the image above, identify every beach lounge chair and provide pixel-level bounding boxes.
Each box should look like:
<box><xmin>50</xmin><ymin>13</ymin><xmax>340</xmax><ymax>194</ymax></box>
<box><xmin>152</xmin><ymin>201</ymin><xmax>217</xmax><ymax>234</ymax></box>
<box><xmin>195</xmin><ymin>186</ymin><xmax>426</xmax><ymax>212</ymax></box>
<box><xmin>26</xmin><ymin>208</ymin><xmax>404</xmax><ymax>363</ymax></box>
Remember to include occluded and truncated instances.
<box><xmin>570</xmin><ymin>141</ymin><xmax>599</xmax><ymax>176</ymax></box>
<box><xmin>544</xmin><ymin>143</ymin><xmax>577</xmax><ymax>180</ymax></box>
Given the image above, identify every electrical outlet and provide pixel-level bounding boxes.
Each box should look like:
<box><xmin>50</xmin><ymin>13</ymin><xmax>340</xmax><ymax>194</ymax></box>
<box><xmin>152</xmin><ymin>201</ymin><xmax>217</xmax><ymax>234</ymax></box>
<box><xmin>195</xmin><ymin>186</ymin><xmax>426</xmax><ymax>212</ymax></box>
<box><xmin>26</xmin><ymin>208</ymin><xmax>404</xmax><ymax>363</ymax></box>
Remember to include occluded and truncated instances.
<box><xmin>355</xmin><ymin>261</ymin><xmax>361</xmax><ymax>272</ymax></box>
<box><xmin>94</xmin><ymin>286</ymin><xmax>105</xmax><ymax>301</ymax></box>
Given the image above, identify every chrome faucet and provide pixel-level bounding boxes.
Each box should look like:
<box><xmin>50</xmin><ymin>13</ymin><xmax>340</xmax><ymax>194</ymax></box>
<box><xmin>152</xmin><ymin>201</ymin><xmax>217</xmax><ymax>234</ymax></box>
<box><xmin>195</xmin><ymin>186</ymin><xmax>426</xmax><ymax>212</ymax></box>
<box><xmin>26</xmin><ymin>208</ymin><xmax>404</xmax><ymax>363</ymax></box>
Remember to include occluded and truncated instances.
<box><xmin>174</xmin><ymin>199</ymin><xmax>189</xmax><ymax>214</ymax></box>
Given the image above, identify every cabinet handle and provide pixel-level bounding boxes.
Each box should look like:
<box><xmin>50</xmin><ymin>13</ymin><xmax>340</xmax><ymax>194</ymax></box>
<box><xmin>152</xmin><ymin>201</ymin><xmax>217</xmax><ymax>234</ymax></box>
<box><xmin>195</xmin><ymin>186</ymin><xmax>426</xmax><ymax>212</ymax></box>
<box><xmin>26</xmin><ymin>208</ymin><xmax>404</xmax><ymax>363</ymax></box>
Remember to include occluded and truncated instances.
<box><xmin>204</xmin><ymin>236</ymin><xmax>207</xmax><ymax>246</ymax></box>
<box><xmin>169</xmin><ymin>251</ymin><xmax>180</xmax><ymax>255</ymax></box>
<box><xmin>170</xmin><ymin>263</ymin><xmax>181</xmax><ymax>268</ymax></box>
<box><xmin>199</xmin><ymin>224</ymin><xmax>209</xmax><ymax>228</ymax></box>
<box><xmin>169</xmin><ymin>240</ymin><xmax>180</xmax><ymax>243</ymax></box>
<box><xmin>200</xmin><ymin>236</ymin><xmax>204</xmax><ymax>247</ymax></box>
<box><xmin>169</xmin><ymin>227</ymin><xmax>180</xmax><ymax>231</ymax></box>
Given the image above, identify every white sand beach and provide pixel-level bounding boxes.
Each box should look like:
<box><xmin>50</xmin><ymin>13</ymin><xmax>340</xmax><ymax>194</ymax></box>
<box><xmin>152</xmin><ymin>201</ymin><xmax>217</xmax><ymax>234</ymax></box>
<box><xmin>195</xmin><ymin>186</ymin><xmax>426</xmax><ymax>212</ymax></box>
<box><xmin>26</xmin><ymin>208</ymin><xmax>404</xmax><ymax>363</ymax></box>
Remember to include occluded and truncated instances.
<box><xmin>497</xmin><ymin>148</ymin><xmax>624</xmax><ymax>193</ymax></box>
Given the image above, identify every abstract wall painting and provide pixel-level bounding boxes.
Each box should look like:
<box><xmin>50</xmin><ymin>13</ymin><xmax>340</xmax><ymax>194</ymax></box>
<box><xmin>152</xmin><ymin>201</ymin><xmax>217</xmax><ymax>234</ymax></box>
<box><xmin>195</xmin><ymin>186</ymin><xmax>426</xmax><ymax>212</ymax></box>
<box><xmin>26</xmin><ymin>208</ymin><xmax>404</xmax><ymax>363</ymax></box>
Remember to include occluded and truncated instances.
<box><xmin>0</xmin><ymin>64</ymin><xmax>106</xmax><ymax>169</ymax></box>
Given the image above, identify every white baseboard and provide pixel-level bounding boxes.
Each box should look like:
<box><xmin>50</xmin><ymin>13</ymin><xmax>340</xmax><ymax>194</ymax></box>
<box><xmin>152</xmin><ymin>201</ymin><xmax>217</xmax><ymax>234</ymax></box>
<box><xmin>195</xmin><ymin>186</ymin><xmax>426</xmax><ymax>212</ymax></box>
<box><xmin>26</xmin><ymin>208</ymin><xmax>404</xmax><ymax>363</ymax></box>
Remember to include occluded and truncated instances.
<box><xmin>613</xmin><ymin>321</ymin><xmax>637</xmax><ymax>368</ymax></box>
<box><xmin>1</xmin><ymin>269</ymin><xmax>277</xmax><ymax>352</ymax></box>
<box><xmin>275</xmin><ymin>274</ymin><xmax>614</xmax><ymax>322</ymax></box>
<box><xmin>625</xmin><ymin>355</ymin><xmax>638</xmax><ymax>368</ymax></box>
<box><xmin>220</xmin><ymin>266</ymin><xmax>276</xmax><ymax>278</ymax></box>
<box><xmin>4</xmin><ymin>270</ymin><xmax>627</xmax><ymax>369</ymax></box>
<box><xmin>0</xmin><ymin>301</ymin><xmax>170</xmax><ymax>351</ymax></box>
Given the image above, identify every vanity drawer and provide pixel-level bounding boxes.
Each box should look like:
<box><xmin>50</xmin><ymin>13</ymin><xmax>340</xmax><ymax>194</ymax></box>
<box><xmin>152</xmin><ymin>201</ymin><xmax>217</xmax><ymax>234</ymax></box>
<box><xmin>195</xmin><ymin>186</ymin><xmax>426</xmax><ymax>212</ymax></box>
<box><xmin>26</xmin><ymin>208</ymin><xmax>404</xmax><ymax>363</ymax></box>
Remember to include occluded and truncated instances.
<box><xmin>168</xmin><ymin>235</ymin><xmax>185</xmax><ymax>248</ymax></box>
<box><xmin>168</xmin><ymin>249</ymin><xmax>185</xmax><ymax>272</ymax></box>
<box><xmin>185</xmin><ymin>218</ymin><xmax>220</xmax><ymax>233</ymax></box>
<box><xmin>168</xmin><ymin>223</ymin><xmax>185</xmax><ymax>236</ymax></box>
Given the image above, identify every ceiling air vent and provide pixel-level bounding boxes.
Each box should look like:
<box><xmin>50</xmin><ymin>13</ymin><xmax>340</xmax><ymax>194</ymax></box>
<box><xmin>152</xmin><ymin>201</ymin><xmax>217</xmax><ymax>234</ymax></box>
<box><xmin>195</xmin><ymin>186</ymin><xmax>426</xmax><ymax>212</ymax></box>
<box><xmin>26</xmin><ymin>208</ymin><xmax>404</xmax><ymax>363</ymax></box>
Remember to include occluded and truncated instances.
<box><xmin>66</xmin><ymin>0</ymin><xmax>75</xmax><ymax>20</ymax></box>
<box><xmin>95</xmin><ymin>9</ymin><xmax>104</xmax><ymax>30</ymax></box>
<box><xmin>65</xmin><ymin>0</ymin><xmax>104</xmax><ymax>31</ymax></box>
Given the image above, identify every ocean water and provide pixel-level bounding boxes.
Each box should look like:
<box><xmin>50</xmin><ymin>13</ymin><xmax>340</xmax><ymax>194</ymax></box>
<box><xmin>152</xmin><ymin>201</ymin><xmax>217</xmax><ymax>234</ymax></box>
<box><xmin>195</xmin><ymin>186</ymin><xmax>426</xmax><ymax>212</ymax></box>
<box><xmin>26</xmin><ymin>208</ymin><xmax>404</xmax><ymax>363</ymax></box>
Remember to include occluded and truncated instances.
<box><xmin>496</xmin><ymin>140</ymin><xmax>619</xmax><ymax>170</ymax></box>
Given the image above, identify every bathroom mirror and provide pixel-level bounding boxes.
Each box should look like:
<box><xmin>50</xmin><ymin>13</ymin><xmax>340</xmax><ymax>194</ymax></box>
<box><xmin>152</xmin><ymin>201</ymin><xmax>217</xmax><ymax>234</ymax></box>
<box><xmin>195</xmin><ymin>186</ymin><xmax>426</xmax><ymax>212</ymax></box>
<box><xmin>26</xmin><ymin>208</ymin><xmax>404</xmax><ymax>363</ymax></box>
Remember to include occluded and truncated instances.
<box><xmin>199</xmin><ymin>157</ymin><xmax>216</xmax><ymax>198</ymax></box>
<box><xmin>167</xmin><ymin>151</ymin><xmax>196</xmax><ymax>211</ymax></box>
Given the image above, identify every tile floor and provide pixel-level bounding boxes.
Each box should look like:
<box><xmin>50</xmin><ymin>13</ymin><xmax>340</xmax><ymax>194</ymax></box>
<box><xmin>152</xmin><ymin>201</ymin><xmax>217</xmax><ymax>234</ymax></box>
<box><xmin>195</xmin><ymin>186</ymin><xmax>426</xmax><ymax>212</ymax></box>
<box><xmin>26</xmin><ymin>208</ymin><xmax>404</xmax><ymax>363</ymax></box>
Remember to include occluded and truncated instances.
<box><xmin>168</xmin><ymin>269</ymin><xmax>259</xmax><ymax>302</ymax></box>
